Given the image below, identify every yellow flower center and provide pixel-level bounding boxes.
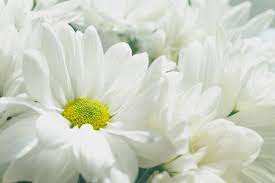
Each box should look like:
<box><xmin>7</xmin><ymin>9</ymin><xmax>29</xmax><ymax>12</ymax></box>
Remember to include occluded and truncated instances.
<box><xmin>62</xmin><ymin>98</ymin><xmax>110</xmax><ymax>130</ymax></box>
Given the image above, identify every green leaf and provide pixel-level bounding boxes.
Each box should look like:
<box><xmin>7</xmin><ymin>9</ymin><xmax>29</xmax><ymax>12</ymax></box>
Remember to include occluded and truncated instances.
<box><xmin>128</xmin><ymin>38</ymin><xmax>140</xmax><ymax>55</ymax></box>
<box><xmin>31</xmin><ymin>0</ymin><xmax>37</xmax><ymax>10</ymax></box>
<box><xmin>135</xmin><ymin>166</ymin><xmax>165</xmax><ymax>183</ymax></box>
<box><xmin>227</xmin><ymin>109</ymin><xmax>239</xmax><ymax>117</ymax></box>
<box><xmin>77</xmin><ymin>175</ymin><xmax>86</xmax><ymax>183</ymax></box>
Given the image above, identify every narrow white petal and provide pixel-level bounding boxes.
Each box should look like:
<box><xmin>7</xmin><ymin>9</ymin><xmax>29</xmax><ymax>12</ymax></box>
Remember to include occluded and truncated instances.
<box><xmin>100</xmin><ymin>43</ymin><xmax>149</xmax><ymax>113</ymax></box>
<box><xmin>239</xmin><ymin>10</ymin><xmax>275</xmax><ymax>38</ymax></box>
<box><xmin>3</xmin><ymin>146</ymin><xmax>77</xmax><ymax>183</ymax></box>
<box><xmin>106</xmin><ymin>134</ymin><xmax>138</xmax><ymax>182</ymax></box>
<box><xmin>73</xmin><ymin>125</ymin><xmax>115</xmax><ymax>182</ymax></box>
<box><xmin>36</xmin><ymin>112</ymin><xmax>72</xmax><ymax>148</ymax></box>
<box><xmin>23</xmin><ymin>50</ymin><xmax>54</xmax><ymax>107</ymax></box>
<box><xmin>107</xmin><ymin>129</ymin><xmax>174</xmax><ymax>168</ymax></box>
<box><xmin>222</xmin><ymin>2</ymin><xmax>251</xmax><ymax>29</ymax></box>
<box><xmin>141</xmin><ymin>56</ymin><xmax>176</xmax><ymax>90</ymax></box>
<box><xmin>83</xmin><ymin>26</ymin><xmax>104</xmax><ymax>98</ymax></box>
<box><xmin>177</xmin><ymin>170</ymin><xmax>226</xmax><ymax>183</ymax></box>
<box><xmin>0</xmin><ymin>112</ymin><xmax>38</xmax><ymax>164</ymax></box>
<box><xmin>39</xmin><ymin>23</ymin><xmax>73</xmax><ymax>105</ymax></box>
<box><xmin>193</xmin><ymin>119</ymin><xmax>263</xmax><ymax>177</ymax></box>
<box><xmin>229</xmin><ymin>106</ymin><xmax>275</xmax><ymax>182</ymax></box>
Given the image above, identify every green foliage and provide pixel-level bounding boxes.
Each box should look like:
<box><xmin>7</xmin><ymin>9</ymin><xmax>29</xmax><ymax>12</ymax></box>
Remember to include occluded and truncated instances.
<box><xmin>31</xmin><ymin>0</ymin><xmax>37</xmax><ymax>10</ymax></box>
<box><xmin>128</xmin><ymin>38</ymin><xmax>140</xmax><ymax>55</ymax></box>
<box><xmin>77</xmin><ymin>175</ymin><xmax>86</xmax><ymax>183</ymax></box>
<box><xmin>227</xmin><ymin>109</ymin><xmax>239</xmax><ymax>117</ymax></box>
<box><xmin>135</xmin><ymin>165</ymin><xmax>165</xmax><ymax>183</ymax></box>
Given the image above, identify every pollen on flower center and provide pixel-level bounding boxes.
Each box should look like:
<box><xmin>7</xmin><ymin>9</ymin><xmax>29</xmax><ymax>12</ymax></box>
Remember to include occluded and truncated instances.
<box><xmin>62</xmin><ymin>98</ymin><xmax>110</xmax><ymax>130</ymax></box>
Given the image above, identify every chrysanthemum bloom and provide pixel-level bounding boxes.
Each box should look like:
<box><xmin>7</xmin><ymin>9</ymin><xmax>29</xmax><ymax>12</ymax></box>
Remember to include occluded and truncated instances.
<box><xmin>0</xmin><ymin>23</ymin><xmax>174</xmax><ymax>183</ymax></box>
<box><xmin>138</xmin><ymin>65</ymin><xmax>263</xmax><ymax>182</ymax></box>
<box><xmin>174</xmin><ymin>30</ymin><xmax>275</xmax><ymax>182</ymax></box>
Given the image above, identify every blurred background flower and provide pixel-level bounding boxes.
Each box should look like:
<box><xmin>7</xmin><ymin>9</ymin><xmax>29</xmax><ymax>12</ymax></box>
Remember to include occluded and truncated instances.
<box><xmin>233</xmin><ymin>0</ymin><xmax>275</xmax><ymax>25</ymax></box>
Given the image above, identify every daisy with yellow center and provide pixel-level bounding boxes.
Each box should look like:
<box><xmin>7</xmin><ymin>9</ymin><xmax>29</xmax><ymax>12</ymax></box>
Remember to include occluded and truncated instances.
<box><xmin>62</xmin><ymin>98</ymin><xmax>110</xmax><ymax>129</ymax></box>
<box><xmin>0</xmin><ymin>23</ymin><xmax>174</xmax><ymax>183</ymax></box>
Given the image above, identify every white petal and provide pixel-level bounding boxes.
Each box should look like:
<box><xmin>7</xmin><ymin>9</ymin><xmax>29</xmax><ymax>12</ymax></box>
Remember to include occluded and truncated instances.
<box><xmin>102</xmin><ymin>42</ymin><xmax>132</xmax><ymax>89</ymax></box>
<box><xmin>151</xmin><ymin>171</ymin><xmax>173</xmax><ymax>183</ymax></box>
<box><xmin>113</xmin><ymin>79</ymin><xmax>162</xmax><ymax>130</ymax></box>
<box><xmin>151</xmin><ymin>170</ymin><xmax>226</xmax><ymax>183</ymax></box>
<box><xmin>239</xmin><ymin>10</ymin><xmax>275</xmax><ymax>38</ymax></box>
<box><xmin>175</xmin><ymin>84</ymin><xmax>220</xmax><ymax>125</ymax></box>
<box><xmin>0</xmin><ymin>163</ymin><xmax>9</xmax><ymax>182</ymax></box>
<box><xmin>3</xmin><ymin>146</ymin><xmax>77</xmax><ymax>183</ymax></box>
<box><xmin>39</xmin><ymin>23</ymin><xmax>73</xmax><ymax>105</ymax></box>
<box><xmin>83</xmin><ymin>26</ymin><xmax>104</xmax><ymax>98</ymax></box>
<box><xmin>261</xmin><ymin>28</ymin><xmax>275</xmax><ymax>41</ymax></box>
<box><xmin>101</xmin><ymin>44</ymin><xmax>149</xmax><ymax>113</ymax></box>
<box><xmin>55</xmin><ymin>23</ymin><xmax>77</xmax><ymax>101</ymax></box>
<box><xmin>36</xmin><ymin>112</ymin><xmax>72</xmax><ymax>148</ymax></box>
<box><xmin>23</xmin><ymin>50</ymin><xmax>55</xmax><ymax>107</ymax></box>
<box><xmin>106</xmin><ymin>129</ymin><xmax>174</xmax><ymax>168</ymax></box>
<box><xmin>195</xmin><ymin>86</ymin><xmax>221</xmax><ymax>119</ymax></box>
<box><xmin>229</xmin><ymin>106</ymin><xmax>275</xmax><ymax>182</ymax></box>
<box><xmin>178</xmin><ymin>41</ymin><xmax>205</xmax><ymax>88</ymax></box>
<box><xmin>238</xmin><ymin>62</ymin><xmax>275</xmax><ymax>109</ymax></box>
<box><xmin>108</xmin><ymin>167</ymin><xmax>131</xmax><ymax>183</ymax></box>
<box><xmin>73</xmin><ymin>125</ymin><xmax>115</xmax><ymax>182</ymax></box>
<box><xmin>141</xmin><ymin>56</ymin><xmax>176</xmax><ymax>90</ymax></box>
<box><xmin>222</xmin><ymin>2</ymin><xmax>251</xmax><ymax>29</ymax></box>
<box><xmin>0</xmin><ymin>97</ymin><xmax>45</xmax><ymax>116</ymax></box>
<box><xmin>176</xmin><ymin>170</ymin><xmax>226</xmax><ymax>183</ymax></box>
<box><xmin>70</xmin><ymin>30</ymin><xmax>86</xmax><ymax>98</ymax></box>
<box><xmin>0</xmin><ymin>112</ymin><xmax>38</xmax><ymax>164</ymax></box>
<box><xmin>105</xmin><ymin>134</ymin><xmax>138</xmax><ymax>182</ymax></box>
<box><xmin>33</xmin><ymin>0</ymin><xmax>82</xmax><ymax>24</ymax></box>
<box><xmin>193</xmin><ymin>119</ymin><xmax>263</xmax><ymax>176</ymax></box>
<box><xmin>0</xmin><ymin>0</ymin><xmax>4</xmax><ymax>10</ymax></box>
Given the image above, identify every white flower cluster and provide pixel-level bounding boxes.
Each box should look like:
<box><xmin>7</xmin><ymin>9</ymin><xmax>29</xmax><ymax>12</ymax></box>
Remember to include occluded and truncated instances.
<box><xmin>0</xmin><ymin>0</ymin><xmax>275</xmax><ymax>183</ymax></box>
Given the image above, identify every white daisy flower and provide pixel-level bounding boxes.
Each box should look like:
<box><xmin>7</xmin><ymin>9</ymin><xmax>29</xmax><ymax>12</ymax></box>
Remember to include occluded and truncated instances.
<box><xmin>0</xmin><ymin>1</ymin><xmax>102</xmax><ymax>181</ymax></box>
<box><xmin>178</xmin><ymin>29</ymin><xmax>275</xmax><ymax>182</ymax></box>
<box><xmin>0</xmin><ymin>0</ymin><xmax>88</xmax><ymax>129</ymax></box>
<box><xmin>0</xmin><ymin>23</ymin><xmax>174</xmax><ymax>183</ymax></box>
